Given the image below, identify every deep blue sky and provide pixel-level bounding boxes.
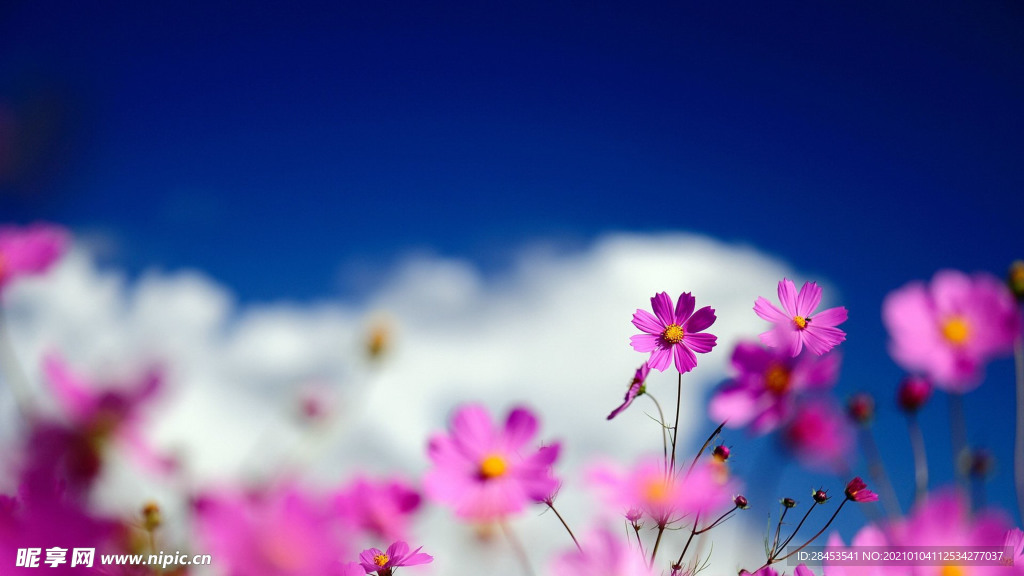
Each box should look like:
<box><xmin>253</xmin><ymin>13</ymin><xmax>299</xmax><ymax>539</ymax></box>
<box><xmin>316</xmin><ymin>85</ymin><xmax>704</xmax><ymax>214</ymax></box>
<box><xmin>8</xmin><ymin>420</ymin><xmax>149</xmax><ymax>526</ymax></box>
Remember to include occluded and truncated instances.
<box><xmin>2</xmin><ymin>0</ymin><xmax>1023</xmax><ymax>536</ymax></box>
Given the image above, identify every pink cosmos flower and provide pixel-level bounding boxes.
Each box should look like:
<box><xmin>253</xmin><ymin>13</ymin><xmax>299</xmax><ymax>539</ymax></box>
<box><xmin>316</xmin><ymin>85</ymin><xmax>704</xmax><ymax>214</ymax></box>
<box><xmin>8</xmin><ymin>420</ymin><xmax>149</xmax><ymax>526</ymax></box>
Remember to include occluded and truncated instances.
<box><xmin>608</xmin><ymin>363</ymin><xmax>650</xmax><ymax>420</ymax></box>
<box><xmin>710</xmin><ymin>341</ymin><xmax>840</xmax><ymax>434</ymax></box>
<box><xmin>334</xmin><ymin>476</ymin><xmax>421</xmax><ymax>542</ymax></box>
<box><xmin>741</xmin><ymin>566</ymin><xmax>815</xmax><ymax>576</ymax></box>
<box><xmin>588</xmin><ymin>458</ymin><xmax>738</xmax><ymax>526</ymax></box>
<box><xmin>194</xmin><ymin>484</ymin><xmax>354</xmax><ymax>576</ymax></box>
<box><xmin>0</xmin><ymin>223</ymin><xmax>67</xmax><ymax>292</ymax></box>
<box><xmin>359</xmin><ymin>541</ymin><xmax>432</xmax><ymax>576</ymax></box>
<box><xmin>754</xmin><ymin>279</ymin><xmax>848</xmax><ymax>357</ymax></box>
<box><xmin>630</xmin><ymin>292</ymin><xmax>717</xmax><ymax>373</ymax></box>
<box><xmin>882</xmin><ymin>270</ymin><xmax>1021</xmax><ymax>392</ymax></box>
<box><xmin>42</xmin><ymin>354</ymin><xmax>174</xmax><ymax>474</ymax></box>
<box><xmin>550</xmin><ymin>529</ymin><xmax>655</xmax><ymax>576</ymax></box>
<box><xmin>843</xmin><ymin>477</ymin><xmax>878</xmax><ymax>502</ymax></box>
<box><xmin>781</xmin><ymin>400</ymin><xmax>853</xmax><ymax>472</ymax></box>
<box><xmin>424</xmin><ymin>404</ymin><xmax>560</xmax><ymax>522</ymax></box>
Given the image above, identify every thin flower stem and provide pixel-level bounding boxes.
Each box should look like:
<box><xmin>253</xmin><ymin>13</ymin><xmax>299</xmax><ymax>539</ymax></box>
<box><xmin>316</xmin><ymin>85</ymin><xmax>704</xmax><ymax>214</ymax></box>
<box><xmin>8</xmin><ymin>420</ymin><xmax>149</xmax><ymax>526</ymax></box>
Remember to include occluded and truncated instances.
<box><xmin>694</xmin><ymin>505</ymin><xmax>738</xmax><ymax>535</ymax></box>
<box><xmin>949</xmin><ymin>393</ymin><xmax>969</xmax><ymax>496</ymax></box>
<box><xmin>500</xmin><ymin>521</ymin><xmax>536</xmax><ymax>576</ymax></box>
<box><xmin>770</xmin><ymin>506</ymin><xmax>790</xmax><ymax>558</ymax></box>
<box><xmin>674</xmin><ymin>512</ymin><xmax>701</xmax><ymax>567</ymax></box>
<box><xmin>760</xmin><ymin>499</ymin><xmax>848</xmax><ymax>569</ymax></box>
<box><xmin>858</xmin><ymin>428</ymin><xmax>902</xmax><ymax>519</ymax></box>
<box><xmin>776</xmin><ymin>503</ymin><xmax>817</xmax><ymax>553</ymax></box>
<box><xmin>0</xmin><ymin>309</ymin><xmax>34</xmax><ymax>418</ymax></box>
<box><xmin>650</xmin><ymin>523</ymin><xmax>667</xmax><ymax>567</ymax></box>
<box><xmin>1014</xmin><ymin>336</ymin><xmax>1024</xmax><ymax>526</ymax></box>
<box><xmin>546</xmin><ymin>501</ymin><xmax>581</xmax><ymax>552</ymax></box>
<box><xmin>632</xmin><ymin>524</ymin><xmax>646</xmax><ymax>557</ymax></box>
<box><xmin>669</xmin><ymin>372</ymin><xmax>682</xmax><ymax>475</ymax></box>
<box><xmin>686</xmin><ymin>421</ymin><xmax>726</xmax><ymax>477</ymax></box>
<box><xmin>907</xmin><ymin>414</ymin><xmax>929</xmax><ymax>505</ymax></box>
<box><xmin>646</xmin><ymin>393</ymin><xmax>670</xmax><ymax>472</ymax></box>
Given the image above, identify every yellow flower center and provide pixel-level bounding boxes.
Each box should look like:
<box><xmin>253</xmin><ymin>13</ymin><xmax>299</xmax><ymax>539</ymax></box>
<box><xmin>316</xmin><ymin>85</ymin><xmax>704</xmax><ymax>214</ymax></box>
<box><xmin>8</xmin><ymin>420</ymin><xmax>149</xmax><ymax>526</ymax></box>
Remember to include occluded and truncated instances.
<box><xmin>479</xmin><ymin>454</ymin><xmax>508</xmax><ymax>479</ymax></box>
<box><xmin>374</xmin><ymin>554</ymin><xmax>390</xmax><ymax>567</ymax></box>
<box><xmin>765</xmin><ymin>364</ymin><xmax>791</xmax><ymax>395</ymax></box>
<box><xmin>662</xmin><ymin>324</ymin><xmax>685</xmax><ymax>344</ymax></box>
<box><xmin>940</xmin><ymin>565</ymin><xmax>966</xmax><ymax>576</ymax></box>
<box><xmin>793</xmin><ymin>316</ymin><xmax>807</xmax><ymax>330</ymax></box>
<box><xmin>941</xmin><ymin>316</ymin><xmax>970</xmax><ymax>345</ymax></box>
<box><xmin>643</xmin><ymin>478</ymin><xmax>671</xmax><ymax>504</ymax></box>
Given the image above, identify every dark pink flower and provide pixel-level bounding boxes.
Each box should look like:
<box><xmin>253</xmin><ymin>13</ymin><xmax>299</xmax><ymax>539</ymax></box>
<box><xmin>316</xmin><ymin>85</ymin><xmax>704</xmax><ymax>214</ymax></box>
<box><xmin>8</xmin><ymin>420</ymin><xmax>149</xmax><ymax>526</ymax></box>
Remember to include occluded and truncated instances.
<box><xmin>358</xmin><ymin>541</ymin><xmax>432</xmax><ymax>576</ymax></box>
<box><xmin>608</xmin><ymin>363</ymin><xmax>650</xmax><ymax>420</ymax></box>
<box><xmin>424</xmin><ymin>404</ymin><xmax>560</xmax><ymax>522</ymax></box>
<box><xmin>334</xmin><ymin>476</ymin><xmax>421</xmax><ymax>542</ymax></box>
<box><xmin>843</xmin><ymin>477</ymin><xmax>878</xmax><ymax>502</ymax></box>
<box><xmin>781</xmin><ymin>400</ymin><xmax>853</xmax><ymax>472</ymax></box>
<box><xmin>630</xmin><ymin>292</ymin><xmax>717</xmax><ymax>373</ymax></box>
<box><xmin>710</xmin><ymin>341</ymin><xmax>840</xmax><ymax>434</ymax></box>
<box><xmin>0</xmin><ymin>223</ymin><xmax>67</xmax><ymax>292</ymax></box>
<box><xmin>883</xmin><ymin>270</ymin><xmax>1020</xmax><ymax>392</ymax></box>
<box><xmin>896</xmin><ymin>375</ymin><xmax>932</xmax><ymax>413</ymax></box>
<box><xmin>754</xmin><ymin>279</ymin><xmax>848</xmax><ymax>357</ymax></box>
<box><xmin>551</xmin><ymin>529</ymin><xmax>654</xmax><ymax>576</ymax></box>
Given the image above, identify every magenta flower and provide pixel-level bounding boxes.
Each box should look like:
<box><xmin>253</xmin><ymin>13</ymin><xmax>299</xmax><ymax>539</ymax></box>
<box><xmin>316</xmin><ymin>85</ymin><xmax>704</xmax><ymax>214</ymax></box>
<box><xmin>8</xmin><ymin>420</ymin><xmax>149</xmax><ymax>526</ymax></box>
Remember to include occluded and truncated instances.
<box><xmin>424</xmin><ymin>404</ymin><xmax>560</xmax><ymax>522</ymax></box>
<box><xmin>588</xmin><ymin>458</ymin><xmax>738</xmax><ymax>526</ymax></box>
<box><xmin>608</xmin><ymin>363</ymin><xmax>651</xmax><ymax>420</ymax></box>
<box><xmin>843</xmin><ymin>477</ymin><xmax>878</xmax><ymax>502</ymax></box>
<box><xmin>0</xmin><ymin>223</ymin><xmax>67</xmax><ymax>292</ymax></box>
<box><xmin>341</xmin><ymin>563</ymin><xmax>366</xmax><ymax>576</ymax></box>
<box><xmin>630</xmin><ymin>292</ymin><xmax>717</xmax><ymax>373</ymax></box>
<box><xmin>781</xmin><ymin>400</ymin><xmax>853</xmax><ymax>472</ymax></box>
<box><xmin>550</xmin><ymin>529</ymin><xmax>654</xmax><ymax>576</ymax></box>
<box><xmin>754</xmin><ymin>279</ymin><xmax>848</xmax><ymax>357</ymax></box>
<box><xmin>709</xmin><ymin>341</ymin><xmax>840</xmax><ymax>434</ymax></box>
<box><xmin>334</xmin><ymin>476</ymin><xmax>421</xmax><ymax>542</ymax></box>
<box><xmin>882</xmin><ymin>270</ymin><xmax>1021</xmax><ymax>392</ymax></box>
<box><xmin>358</xmin><ymin>541</ymin><xmax>432</xmax><ymax>576</ymax></box>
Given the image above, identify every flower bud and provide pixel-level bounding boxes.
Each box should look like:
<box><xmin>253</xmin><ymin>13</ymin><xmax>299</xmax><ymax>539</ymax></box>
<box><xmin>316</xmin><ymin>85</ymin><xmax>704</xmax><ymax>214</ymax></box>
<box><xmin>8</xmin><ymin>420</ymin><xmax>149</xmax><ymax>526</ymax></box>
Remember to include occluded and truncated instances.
<box><xmin>897</xmin><ymin>375</ymin><xmax>932</xmax><ymax>413</ymax></box>
<box><xmin>812</xmin><ymin>489</ymin><xmax>829</xmax><ymax>503</ymax></box>
<box><xmin>1008</xmin><ymin>260</ymin><xmax>1024</xmax><ymax>302</ymax></box>
<box><xmin>844</xmin><ymin>477</ymin><xmax>878</xmax><ymax>502</ymax></box>
<box><xmin>968</xmin><ymin>448</ymin><xmax>995</xmax><ymax>478</ymax></box>
<box><xmin>142</xmin><ymin>501</ymin><xmax>161</xmax><ymax>531</ymax></box>
<box><xmin>846</xmin><ymin>393</ymin><xmax>874</xmax><ymax>425</ymax></box>
<box><xmin>781</xmin><ymin>497</ymin><xmax>797</xmax><ymax>508</ymax></box>
<box><xmin>733</xmin><ymin>495</ymin><xmax>749</xmax><ymax>509</ymax></box>
<box><xmin>712</xmin><ymin>444</ymin><xmax>731</xmax><ymax>462</ymax></box>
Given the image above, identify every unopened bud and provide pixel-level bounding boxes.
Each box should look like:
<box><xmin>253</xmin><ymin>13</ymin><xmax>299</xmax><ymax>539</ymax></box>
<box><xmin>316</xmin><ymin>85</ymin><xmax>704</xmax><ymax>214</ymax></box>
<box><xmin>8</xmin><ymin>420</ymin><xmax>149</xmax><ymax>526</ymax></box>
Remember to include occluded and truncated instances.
<box><xmin>712</xmin><ymin>444</ymin><xmax>730</xmax><ymax>462</ymax></box>
<box><xmin>733</xmin><ymin>495</ymin><xmax>749</xmax><ymax>509</ymax></box>
<box><xmin>897</xmin><ymin>375</ymin><xmax>932</xmax><ymax>413</ymax></box>
<box><xmin>846</xmin><ymin>393</ymin><xmax>874</xmax><ymax>425</ymax></box>
<box><xmin>781</xmin><ymin>497</ymin><xmax>797</xmax><ymax>508</ymax></box>
<box><xmin>1008</xmin><ymin>261</ymin><xmax>1024</xmax><ymax>302</ymax></box>
<box><xmin>969</xmin><ymin>448</ymin><xmax>995</xmax><ymax>478</ymax></box>
<box><xmin>142</xmin><ymin>501</ymin><xmax>161</xmax><ymax>531</ymax></box>
<box><xmin>812</xmin><ymin>489</ymin><xmax>829</xmax><ymax>504</ymax></box>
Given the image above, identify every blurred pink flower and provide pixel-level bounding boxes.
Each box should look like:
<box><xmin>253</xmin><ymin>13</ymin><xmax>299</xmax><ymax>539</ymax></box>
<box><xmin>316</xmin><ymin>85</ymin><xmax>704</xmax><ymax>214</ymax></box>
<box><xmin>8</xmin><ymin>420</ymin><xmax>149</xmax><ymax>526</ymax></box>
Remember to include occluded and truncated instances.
<box><xmin>0</xmin><ymin>223</ymin><xmax>67</xmax><ymax>292</ymax></box>
<box><xmin>588</xmin><ymin>458</ymin><xmax>737</xmax><ymax>526</ymax></box>
<box><xmin>825</xmin><ymin>524</ymin><xmax>899</xmax><ymax>576</ymax></box>
<box><xmin>710</xmin><ymin>341</ymin><xmax>840</xmax><ymax>434</ymax></box>
<box><xmin>882</xmin><ymin>270</ymin><xmax>1020</xmax><ymax>392</ymax></box>
<box><xmin>194</xmin><ymin>484</ymin><xmax>353</xmax><ymax>576</ymax></box>
<box><xmin>781</xmin><ymin>400</ymin><xmax>853</xmax><ymax>472</ymax></box>
<box><xmin>608</xmin><ymin>363</ymin><xmax>650</xmax><ymax>420</ymax></box>
<box><xmin>755</xmin><ymin>279</ymin><xmax>848</xmax><ymax>357</ymax></box>
<box><xmin>334</xmin><ymin>476</ymin><xmax>421</xmax><ymax>542</ymax></box>
<box><xmin>341</xmin><ymin>563</ymin><xmax>366</xmax><ymax>576</ymax></box>
<box><xmin>42</xmin><ymin>354</ymin><xmax>174</xmax><ymax>475</ymax></box>
<box><xmin>424</xmin><ymin>404</ymin><xmax>560</xmax><ymax>522</ymax></box>
<box><xmin>630</xmin><ymin>291</ymin><xmax>717</xmax><ymax>373</ymax></box>
<box><xmin>358</xmin><ymin>541</ymin><xmax>432</xmax><ymax>576</ymax></box>
<box><xmin>550</xmin><ymin>528</ymin><xmax>654</xmax><ymax>576</ymax></box>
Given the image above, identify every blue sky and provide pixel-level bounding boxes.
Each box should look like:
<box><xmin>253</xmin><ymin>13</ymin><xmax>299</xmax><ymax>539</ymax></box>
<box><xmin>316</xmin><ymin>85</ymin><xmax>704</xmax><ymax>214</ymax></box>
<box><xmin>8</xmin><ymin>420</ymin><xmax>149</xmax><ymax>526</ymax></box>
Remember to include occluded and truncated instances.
<box><xmin>2</xmin><ymin>0</ymin><xmax>1023</xmax><ymax>545</ymax></box>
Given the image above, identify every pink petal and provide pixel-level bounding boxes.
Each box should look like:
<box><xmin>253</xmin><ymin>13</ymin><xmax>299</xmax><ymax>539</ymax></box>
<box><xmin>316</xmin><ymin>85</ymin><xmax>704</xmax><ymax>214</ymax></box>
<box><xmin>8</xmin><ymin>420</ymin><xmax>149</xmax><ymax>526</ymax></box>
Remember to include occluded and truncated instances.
<box><xmin>754</xmin><ymin>297</ymin><xmax>788</xmax><ymax>323</ymax></box>
<box><xmin>708</xmin><ymin>386</ymin><xmax>757</xmax><ymax>427</ymax></box>
<box><xmin>673</xmin><ymin>344</ymin><xmax>698</xmax><ymax>373</ymax></box>
<box><xmin>42</xmin><ymin>353</ymin><xmax>96</xmax><ymax>423</ymax></box>
<box><xmin>803</xmin><ymin>325</ymin><xmax>846</xmax><ymax>356</ymax></box>
<box><xmin>777</xmin><ymin>279</ymin><xmax>799</xmax><ymax>316</ymax></box>
<box><xmin>629</xmin><ymin>333</ymin><xmax>660</xmax><ymax>353</ymax></box>
<box><xmin>631</xmin><ymin>309</ymin><xmax>663</xmax><ymax>334</ymax></box>
<box><xmin>683</xmin><ymin>332</ymin><xmax>716</xmax><ymax>354</ymax></box>
<box><xmin>401</xmin><ymin>551</ymin><xmax>433</xmax><ymax>566</ymax></box>
<box><xmin>810</xmin><ymin>306</ymin><xmax>847</xmax><ymax>328</ymax></box>
<box><xmin>385</xmin><ymin>541</ymin><xmax>410</xmax><ymax>561</ymax></box>
<box><xmin>651</xmin><ymin>292</ymin><xmax>675</xmax><ymax>326</ymax></box>
<box><xmin>451</xmin><ymin>405</ymin><xmax>495</xmax><ymax>456</ymax></box>
<box><xmin>503</xmin><ymin>408</ymin><xmax>538</xmax><ymax>451</ymax></box>
<box><xmin>648</xmin><ymin>346</ymin><xmax>672</xmax><ymax>371</ymax></box>
<box><xmin>684</xmin><ymin>306</ymin><xmax>716</xmax><ymax>333</ymax></box>
<box><xmin>931</xmin><ymin>269</ymin><xmax>973</xmax><ymax>313</ymax></box>
<box><xmin>796</xmin><ymin>281</ymin><xmax>822</xmax><ymax>317</ymax></box>
<box><xmin>673</xmin><ymin>292</ymin><xmax>695</xmax><ymax>324</ymax></box>
<box><xmin>761</xmin><ymin>325</ymin><xmax>802</xmax><ymax>357</ymax></box>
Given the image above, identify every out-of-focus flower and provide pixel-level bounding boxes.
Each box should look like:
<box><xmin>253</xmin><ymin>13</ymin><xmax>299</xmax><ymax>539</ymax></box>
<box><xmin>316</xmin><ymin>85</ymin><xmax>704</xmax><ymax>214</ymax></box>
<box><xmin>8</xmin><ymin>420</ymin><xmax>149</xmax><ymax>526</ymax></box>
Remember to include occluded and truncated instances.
<box><xmin>550</xmin><ymin>529</ymin><xmax>655</xmax><ymax>576</ymax></box>
<box><xmin>844</xmin><ymin>477</ymin><xmax>878</xmax><ymax>503</ymax></box>
<box><xmin>424</xmin><ymin>404</ymin><xmax>559</xmax><ymax>522</ymax></box>
<box><xmin>608</xmin><ymin>363</ymin><xmax>650</xmax><ymax>420</ymax></box>
<box><xmin>825</xmin><ymin>524</ymin><xmax>897</xmax><ymax>576</ymax></box>
<box><xmin>42</xmin><ymin>354</ymin><xmax>174</xmax><ymax>475</ymax></box>
<box><xmin>754</xmin><ymin>279</ymin><xmax>848</xmax><ymax>357</ymax></box>
<box><xmin>0</xmin><ymin>223</ymin><xmax>67</xmax><ymax>293</ymax></box>
<box><xmin>630</xmin><ymin>291</ymin><xmax>717</xmax><ymax>373</ymax></box>
<box><xmin>341</xmin><ymin>563</ymin><xmax>366</xmax><ymax>576</ymax></box>
<box><xmin>588</xmin><ymin>458</ymin><xmax>737</xmax><ymax>526</ymax></box>
<box><xmin>712</xmin><ymin>444</ymin><xmax>730</xmax><ymax>462</ymax></box>
<box><xmin>882</xmin><ymin>270</ymin><xmax>1020</xmax><ymax>392</ymax></box>
<box><xmin>710</xmin><ymin>341</ymin><xmax>840</xmax><ymax>434</ymax></box>
<box><xmin>1008</xmin><ymin>261</ymin><xmax>1024</xmax><ymax>302</ymax></box>
<box><xmin>781</xmin><ymin>400</ymin><xmax>853</xmax><ymax>472</ymax></box>
<box><xmin>358</xmin><ymin>541</ymin><xmax>432</xmax><ymax>576</ymax></box>
<box><xmin>896</xmin><ymin>375</ymin><xmax>932</xmax><ymax>414</ymax></box>
<box><xmin>194</xmin><ymin>484</ymin><xmax>353</xmax><ymax>576</ymax></box>
<box><xmin>846</xmin><ymin>393</ymin><xmax>874</xmax><ymax>425</ymax></box>
<box><xmin>334</xmin><ymin>476</ymin><xmax>421</xmax><ymax>542</ymax></box>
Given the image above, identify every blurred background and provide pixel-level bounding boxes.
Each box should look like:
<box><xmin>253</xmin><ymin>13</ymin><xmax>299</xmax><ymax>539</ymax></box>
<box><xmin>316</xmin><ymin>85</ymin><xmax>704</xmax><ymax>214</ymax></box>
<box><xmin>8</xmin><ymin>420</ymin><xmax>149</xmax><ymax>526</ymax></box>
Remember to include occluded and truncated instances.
<box><xmin>2</xmin><ymin>0</ymin><xmax>1023</xmax><ymax>573</ymax></box>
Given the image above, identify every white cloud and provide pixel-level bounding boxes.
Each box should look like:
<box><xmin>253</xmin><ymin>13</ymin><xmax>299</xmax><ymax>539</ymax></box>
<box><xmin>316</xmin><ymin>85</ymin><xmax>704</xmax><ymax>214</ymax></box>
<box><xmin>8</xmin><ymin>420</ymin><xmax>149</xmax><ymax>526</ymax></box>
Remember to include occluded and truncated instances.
<box><xmin>1</xmin><ymin>233</ymin><xmax>817</xmax><ymax>575</ymax></box>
